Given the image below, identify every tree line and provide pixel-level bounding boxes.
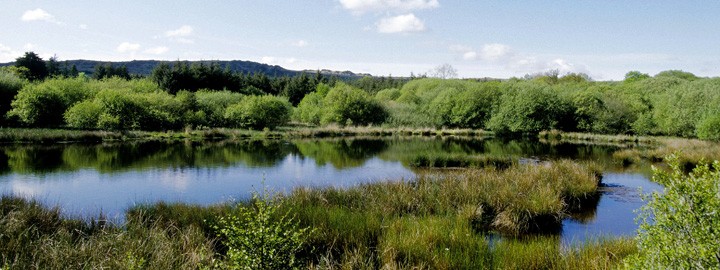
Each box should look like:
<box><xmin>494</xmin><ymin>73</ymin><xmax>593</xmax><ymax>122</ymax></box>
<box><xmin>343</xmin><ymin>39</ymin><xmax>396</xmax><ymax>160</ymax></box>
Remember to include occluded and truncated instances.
<box><xmin>2</xmin><ymin>51</ymin><xmax>719</xmax><ymax>140</ymax></box>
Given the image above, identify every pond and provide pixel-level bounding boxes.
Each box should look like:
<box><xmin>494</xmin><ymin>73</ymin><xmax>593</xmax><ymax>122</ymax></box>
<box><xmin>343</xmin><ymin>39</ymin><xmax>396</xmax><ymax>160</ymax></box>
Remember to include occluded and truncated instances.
<box><xmin>0</xmin><ymin>137</ymin><xmax>661</xmax><ymax>242</ymax></box>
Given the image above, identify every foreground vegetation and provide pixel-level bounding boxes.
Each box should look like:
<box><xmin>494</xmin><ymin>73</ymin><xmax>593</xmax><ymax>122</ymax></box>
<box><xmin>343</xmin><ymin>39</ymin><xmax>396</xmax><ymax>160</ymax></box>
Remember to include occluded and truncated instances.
<box><xmin>2</xmin><ymin>160</ymin><xmax>638</xmax><ymax>269</ymax></box>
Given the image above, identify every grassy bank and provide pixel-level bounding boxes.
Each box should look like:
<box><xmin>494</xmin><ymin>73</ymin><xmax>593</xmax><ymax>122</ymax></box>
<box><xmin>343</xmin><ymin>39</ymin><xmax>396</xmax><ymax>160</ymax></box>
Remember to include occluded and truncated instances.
<box><xmin>0</xmin><ymin>126</ymin><xmax>492</xmax><ymax>144</ymax></box>
<box><xmin>540</xmin><ymin>131</ymin><xmax>720</xmax><ymax>169</ymax></box>
<box><xmin>1</xmin><ymin>160</ymin><xmax>634</xmax><ymax>269</ymax></box>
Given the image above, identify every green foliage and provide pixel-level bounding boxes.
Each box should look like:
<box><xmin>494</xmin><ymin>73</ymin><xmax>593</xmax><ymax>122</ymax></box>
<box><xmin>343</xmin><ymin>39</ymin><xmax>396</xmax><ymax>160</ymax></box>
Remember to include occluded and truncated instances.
<box><xmin>373</xmin><ymin>88</ymin><xmax>401</xmax><ymax>102</ymax></box>
<box><xmin>654</xmin><ymin>69</ymin><xmax>698</xmax><ymax>81</ymax></box>
<box><xmin>488</xmin><ymin>82</ymin><xmax>574</xmax><ymax>134</ymax></box>
<box><xmin>213</xmin><ymin>190</ymin><xmax>312</xmax><ymax>270</ymax></box>
<box><xmin>625</xmin><ymin>156</ymin><xmax>720</xmax><ymax>269</ymax></box>
<box><xmin>14</xmin><ymin>51</ymin><xmax>48</xmax><ymax>81</ymax></box>
<box><xmin>624</xmin><ymin>71</ymin><xmax>650</xmax><ymax>83</ymax></box>
<box><xmin>696</xmin><ymin>114</ymin><xmax>720</xmax><ymax>140</ymax></box>
<box><xmin>8</xmin><ymin>77</ymin><xmax>94</xmax><ymax>127</ymax></box>
<box><xmin>224</xmin><ymin>95</ymin><xmax>292</xmax><ymax>130</ymax></box>
<box><xmin>196</xmin><ymin>90</ymin><xmax>245</xmax><ymax>127</ymax></box>
<box><xmin>0</xmin><ymin>70</ymin><xmax>26</xmax><ymax>125</ymax></box>
<box><xmin>319</xmin><ymin>83</ymin><xmax>387</xmax><ymax>126</ymax></box>
<box><xmin>294</xmin><ymin>92</ymin><xmax>323</xmax><ymax>125</ymax></box>
<box><xmin>64</xmin><ymin>100</ymin><xmax>102</xmax><ymax>129</ymax></box>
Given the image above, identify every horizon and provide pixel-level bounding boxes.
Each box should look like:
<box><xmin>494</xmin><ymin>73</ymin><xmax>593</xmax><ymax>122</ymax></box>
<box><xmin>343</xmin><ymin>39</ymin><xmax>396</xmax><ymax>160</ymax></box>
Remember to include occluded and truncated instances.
<box><xmin>3</xmin><ymin>1</ymin><xmax>720</xmax><ymax>80</ymax></box>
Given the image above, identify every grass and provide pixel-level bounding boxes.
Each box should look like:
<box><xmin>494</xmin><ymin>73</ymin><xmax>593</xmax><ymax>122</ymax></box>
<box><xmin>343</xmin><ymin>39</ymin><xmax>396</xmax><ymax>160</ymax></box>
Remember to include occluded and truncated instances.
<box><xmin>2</xmin><ymin>160</ymin><xmax>632</xmax><ymax>269</ymax></box>
<box><xmin>540</xmin><ymin>131</ymin><xmax>720</xmax><ymax>170</ymax></box>
<box><xmin>407</xmin><ymin>153</ymin><xmax>515</xmax><ymax>169</ymax></box>
<box><xmin>0</xmin><ymin>126</ymin><xmax>492</xmax><ymax>144</ymax></box>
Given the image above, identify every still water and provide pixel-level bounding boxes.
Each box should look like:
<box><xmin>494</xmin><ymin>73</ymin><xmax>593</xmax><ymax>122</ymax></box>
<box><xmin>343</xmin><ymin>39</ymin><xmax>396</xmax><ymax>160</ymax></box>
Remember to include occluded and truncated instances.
<box><xmin>0</xmin><ymin>137</ymin><xmax>661</xmax><ymax>241</ymax></box>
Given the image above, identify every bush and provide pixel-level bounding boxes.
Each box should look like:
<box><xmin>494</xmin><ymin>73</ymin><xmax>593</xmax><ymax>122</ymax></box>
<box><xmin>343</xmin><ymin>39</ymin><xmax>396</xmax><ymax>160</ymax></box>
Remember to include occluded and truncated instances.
<box><xmin>224</xmin><ymin>95</ymin><xmax>292</xmax><ymax>130</ymax></box>
<box><xmin>625</xmin><ymin>156</ymin><xmax>720</xmax><ymax>269</ymax></box>
<box><xmin>320</xmin><ymin>83</ymin><xmax>387</xmax><ymax>126</ymax></box>
<box><xmin>294</xmin><ymin>92</ymin><xmax>323</xmax><ymax>125</ymax></box>
<box><xmin>64</xmin><ymin>100</ymin><xmax>102</xmax><ymax>129</ymax></box>
<box><xmin>0</xmin><ymin>70</ymin><xmax>26</xmax><ymax>125</ymax></box>
<box><xmin>487</xmin><ymin>83</ymin><xmax>574</xmax><ymax>134</ymax></box>
<box><xmin>196</xmin><ymin>90</ymin><xmax>245</xmax><ymax>127</ymax></box>
<box><xmin>696</xmin><ymin>114</ymin><xmax>720</xmax><ymax>140</ymax></box>
<box><xmin>8</xmin><ymin>77</ymin><xmax>94</xmax><ymax>127</ymax></box>
<box><xmin>213</xmin><ymin>190</ymin><xmax>312</xmax><ymax>270</ymax></box>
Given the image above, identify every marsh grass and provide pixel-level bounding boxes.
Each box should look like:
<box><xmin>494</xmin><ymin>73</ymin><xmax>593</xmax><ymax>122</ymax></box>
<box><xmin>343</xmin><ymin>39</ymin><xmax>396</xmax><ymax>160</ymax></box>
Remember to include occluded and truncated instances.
<box><xmin>541</xmin><ymin>131</ymin><xmax>720</xmax><ymax>170</ymax></box>
<box><xmin>2</xmin><ymin>159</ymin><xmax>632</xmax><ymax>269</ymax></box>
<box><xmin>408</xmin><ymin>153</ymin><xmax>515</xmax><ymax>169</ymax></box>
<box><xmin>0</xmin><ymin>196</ymin><xmax>216</xmax><ymax>269</ymax></box>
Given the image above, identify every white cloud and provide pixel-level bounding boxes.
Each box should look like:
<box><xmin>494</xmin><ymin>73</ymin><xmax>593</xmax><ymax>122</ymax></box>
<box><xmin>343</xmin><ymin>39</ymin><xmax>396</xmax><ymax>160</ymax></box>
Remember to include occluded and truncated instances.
<box><xmin>292</xmin><ymin>40</ymin><xmax>308</xmax><ymax>47</ymax></box>
<box><xmin>23</xmin><ymin>43</ymin><xmax>38</xmax><ymax>51</ymax></box>
<box><xmin>450</xmin><ymin>43</ymin><xmax>590</xmax><ymax>77</ymax></box>
<box><xmin>0</xmin><ymin>43</ymin><xmax>19</xmax><ymax>62</ymax></box>
<box><xmin>79</xmin><ymin>24</ymin><xmax>88</xmax><ymax>30</ymax></box>
<box><xmin>480</xmin><ymin>43</ymin><xmax>513</xmax><ymax>61</ymax></box>
<box><xmin>165</xmin><ymin>25</ymin><xmax>194</xmax><ymax>37</ymax></box>
<box><xmin>260</xmin><ymin>56</ymin><xmax>299</xmax><ymax>66</ymax></box>
<box><xmin>21</xmin><ymin>8</ymin><xmax>55</xmax><ymax>22</ymax></box>
<box><xmin>339</xmin><ymin>0</ymin><xmax>439</xmax><ymax>14</ymax></box>
<box><xmin>116</xmin><ymin>42</ymin><xmax>141</xmax><ymax>53</ymax></box>
<box><xmin>376</xmin><ymin>14</ymin><xmax>425</xmax><ymax>33</ymax></box>
<box><xmin>144</xmin><ymin>46</ymin><xmax>169</xmax><ymax>55</ymax></box>
<box><xmin>462</xmin><ymin>51</ymin><xmax>477</xmax><ymax>61</ymax></box>
<box><xmin>453</xmin><ymin>43</ymin><xmax>514</xmax><ymax>62</ymax></box>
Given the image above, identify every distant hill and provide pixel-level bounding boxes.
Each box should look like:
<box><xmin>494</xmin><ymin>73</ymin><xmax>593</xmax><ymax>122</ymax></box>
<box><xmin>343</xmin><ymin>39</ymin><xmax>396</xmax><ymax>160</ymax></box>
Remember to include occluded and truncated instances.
<box><xmin>0</xmin><ymin>59</ymin><xmax>366</xmax><ymax>79</ymax></box>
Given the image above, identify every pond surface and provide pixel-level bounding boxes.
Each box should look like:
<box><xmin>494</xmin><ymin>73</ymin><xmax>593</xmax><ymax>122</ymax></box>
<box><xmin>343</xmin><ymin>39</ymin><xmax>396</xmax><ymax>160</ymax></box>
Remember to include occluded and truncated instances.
<box><xmin>0</xmin><ymin>137</ymin><xmax>661</xmax><ymax>241</ymax></box>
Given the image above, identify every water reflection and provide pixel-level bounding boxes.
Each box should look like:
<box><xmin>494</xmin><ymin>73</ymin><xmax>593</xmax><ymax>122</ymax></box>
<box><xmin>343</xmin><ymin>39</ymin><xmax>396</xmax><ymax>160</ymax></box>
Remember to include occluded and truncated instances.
<box><xmin>0</xmin><ymin>137</ymin><xmax>655</xmax><ymax>241</ymax></box>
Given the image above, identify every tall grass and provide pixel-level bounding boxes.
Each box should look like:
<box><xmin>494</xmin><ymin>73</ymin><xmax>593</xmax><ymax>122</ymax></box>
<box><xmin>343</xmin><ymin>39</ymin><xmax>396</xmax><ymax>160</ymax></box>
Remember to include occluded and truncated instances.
<box><xmin>2</xmin><ymin>159</ymin><xmax>632</xmax><ymax>269</ymax></box>
<box><xmin>407</xmin><ymin>153</ymin><xmax>514</xmax><ymax>169</ymax></box>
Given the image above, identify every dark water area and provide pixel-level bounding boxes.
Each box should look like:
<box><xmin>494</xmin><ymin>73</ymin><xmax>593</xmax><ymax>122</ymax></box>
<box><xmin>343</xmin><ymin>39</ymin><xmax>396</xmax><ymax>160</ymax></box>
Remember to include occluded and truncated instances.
<box><xmin>0</xmin><ymin>137</ymin><xmax>660</xmax><ymax>241</ymax></box>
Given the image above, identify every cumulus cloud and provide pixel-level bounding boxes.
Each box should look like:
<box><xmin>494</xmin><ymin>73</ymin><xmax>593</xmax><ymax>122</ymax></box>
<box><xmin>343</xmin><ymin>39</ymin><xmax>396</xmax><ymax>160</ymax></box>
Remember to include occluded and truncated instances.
<box><xmin>339</xmin><ymin>0</ymin><xmax>439</xmax><ymax>14</ymax></box>
<box><xmin>21</xmin><ymin>8</ymin><xmax>55</xmax><ymax>22</ymax></box>
<box><xmin>0</xmin><ymin>43</ymin><xmax>19</xmax><ymax>61</ymax></box>
<box><xmin>116</xmin><ymin>42</ymin><xmax>141</xmax><ymax>53</ymax></box>
<box><xmin>162</xmin><ymin>25</ymin><xmax>195</xmax><ymax>44</ymax></box>
<box><xmin>452</xmin><ymin>43</ymin><xmax>514</xmax><ymax>61</ymax></box>
<box><xmin>260</xmin><ymin>56</ymin><xmax>298</xmax><ymax>65</ymax></box>
<box><xmin>451</xmin><ymin>43</ymin><xmax>589</xmax><ymax>75</ymax></box>
<box><xmin>165</xmin><ymin>25</ymin><xmax>194</xmax><ymax>37</ymax></box>
<box><xmin>376</xmin><ymin>14</ymin><xmax>425</xmax><ymax>34</ymax></box>
<box><xmin>292</xmin><ymin>40</ymin><xmax>309</xmax><ymax>47</ymax></box>
<box><xmin>144</xmin><ymin>46</ymin><xmax>169</xmax><ymax>55</ymax></box>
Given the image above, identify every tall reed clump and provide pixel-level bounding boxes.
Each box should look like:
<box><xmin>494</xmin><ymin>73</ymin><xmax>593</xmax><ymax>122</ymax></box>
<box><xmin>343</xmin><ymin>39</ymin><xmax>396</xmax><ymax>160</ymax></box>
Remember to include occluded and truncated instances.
<box><xmin>378</xmin><ymin>215</ymin><xmax>492</xmax><ymax>269</ymax></box>
<box><xmin>0</xmin><ymin>196</ymin><xmax>215</xmax><ymax>269</ymax></box>
<box><xmin>408</xmin><ymin>153</ymin><xmax>515</xmax><ymax>169</ymax></box>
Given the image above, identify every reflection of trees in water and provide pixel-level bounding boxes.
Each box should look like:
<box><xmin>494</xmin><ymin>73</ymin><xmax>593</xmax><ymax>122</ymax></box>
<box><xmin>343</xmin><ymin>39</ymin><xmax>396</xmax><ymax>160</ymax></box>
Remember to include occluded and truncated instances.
<box><xmin>294</xmin><ymin>139</ymin><xmax>388</xmax><ymax>169</ymax></box>
<box><xmin>0</xmin><ymin>140</ymin><xmax>297</xmax><ymax>175</ymax></box>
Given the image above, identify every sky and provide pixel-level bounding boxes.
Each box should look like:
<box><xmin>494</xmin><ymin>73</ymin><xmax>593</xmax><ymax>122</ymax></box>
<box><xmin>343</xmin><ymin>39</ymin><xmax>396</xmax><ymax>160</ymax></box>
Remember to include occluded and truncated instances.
<box><xmin>2</xmin><ymin>0</ymin><xmax>720</xmax><ymax>80</ymax></box>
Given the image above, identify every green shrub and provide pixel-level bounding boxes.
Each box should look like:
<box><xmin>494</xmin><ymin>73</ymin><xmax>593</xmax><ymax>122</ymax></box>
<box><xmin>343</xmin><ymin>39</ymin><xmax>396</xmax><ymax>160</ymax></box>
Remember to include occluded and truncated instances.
<box><xmin>0</xmin><ymin>70</ymin><xmax>26</xmax><ymax>124</ymax></box>
<box><xmin>374</xmin><ymin>88</ymin><xmax>401</xmax><ymax>102</ymax></box>
<box><xmin>624</xmin><ymin>155</ymin><xmax>720</xmax><ymax>269</ymax></box>
<box><xmin>8</xmin><ymin>77</ymin><xmax>94</xmax><ymax>127</ymax></box>
<box><xmin>487</xmin><ymin>82</ymin><xmax>574</xmax><ymax>134</ymax></box>
<box><xmin>696</xmin><ymin>114</ymin><xmax>720</xmax><ymax>140</ymax></box>
<box><xmin>65</xmin><ymin>100</ymin><xmax>102</xmax><ymax>129</ymax></box>
<box><xmin>294</xmin><ymin>92</ymin><xmax>323</xmax><ymax>125</ymax></box>
<box><xmin>320</xmin><ymin>83</ymin><xmax>387</xmax><ymax>126</ymax></box>
<box><xmin>224</xmin><ymin>95</ymin><xmax>292</xmax><ymax>129</ymax></box>
<box><xmin>196</xmin><ymin>90</ymin><xmax>245</xmax><ymax>127</ymax></box>
<box><xmin>213</xmin><ymin>190</ymin><xmax>312</xmax><ymax>270</ymax></box>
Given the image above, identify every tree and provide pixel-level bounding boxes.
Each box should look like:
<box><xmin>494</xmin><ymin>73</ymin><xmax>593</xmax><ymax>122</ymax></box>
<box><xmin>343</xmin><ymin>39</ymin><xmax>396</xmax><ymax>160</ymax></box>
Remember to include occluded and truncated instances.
<box><xmin>14</xmin><ymin>52</ymin><xmax>48</xmax><ymax>81</ymax></box>
<box><xmin>430</xmin><ymin>63</ymin><xmax>458</xmax><ymax>79</ymax></box>
<box><xmin>624</xmin><ymin>71</ymin><xmax>650</xmax><ymax>83</ymax></box>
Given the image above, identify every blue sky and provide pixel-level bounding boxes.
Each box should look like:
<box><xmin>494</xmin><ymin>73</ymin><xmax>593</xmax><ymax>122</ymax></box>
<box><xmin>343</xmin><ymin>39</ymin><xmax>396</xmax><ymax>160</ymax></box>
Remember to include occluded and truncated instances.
<box><xmin>2</xmin><ymin>0</ymin><xmax>719</xmax><ymax>80</ymax></box>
